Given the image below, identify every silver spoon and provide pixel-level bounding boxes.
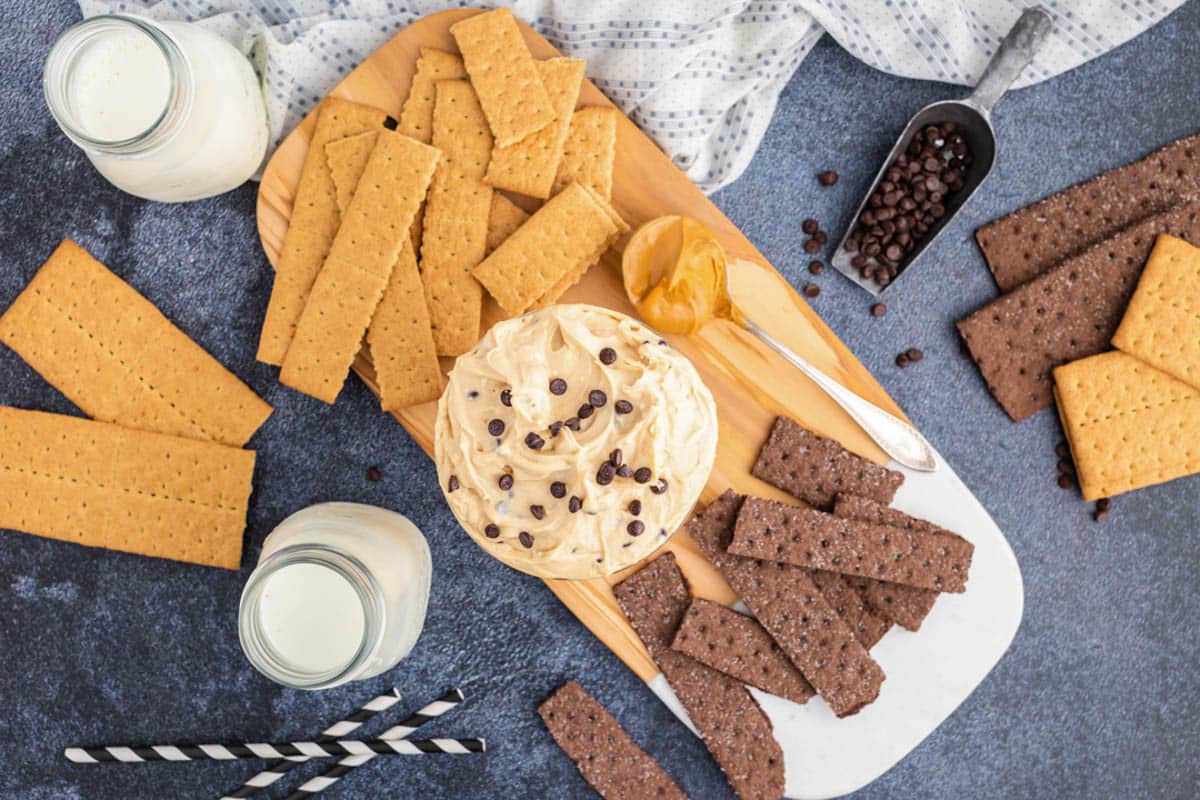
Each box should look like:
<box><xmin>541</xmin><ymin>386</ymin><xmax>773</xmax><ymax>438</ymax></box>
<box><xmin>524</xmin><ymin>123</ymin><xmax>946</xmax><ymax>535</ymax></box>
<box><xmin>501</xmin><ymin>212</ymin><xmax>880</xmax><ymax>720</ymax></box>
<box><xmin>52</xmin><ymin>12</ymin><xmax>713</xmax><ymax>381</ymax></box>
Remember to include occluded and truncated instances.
<box><xmin>830</xmin><ymin>6</ymin><xmax>1053</xmax><ymax>295</ymax></box>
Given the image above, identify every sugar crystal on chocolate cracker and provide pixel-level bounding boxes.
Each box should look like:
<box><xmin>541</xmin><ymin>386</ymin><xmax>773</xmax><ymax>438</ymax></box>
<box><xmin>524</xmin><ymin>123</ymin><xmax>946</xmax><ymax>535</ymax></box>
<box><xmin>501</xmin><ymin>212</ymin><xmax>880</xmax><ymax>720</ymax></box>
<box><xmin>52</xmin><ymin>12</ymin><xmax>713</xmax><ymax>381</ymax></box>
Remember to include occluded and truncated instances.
<box><xmin>614</xmin><ymin>553</ymin><xmax>785</xmax><ymax>800</ymax></box>
<box><xmin>435</xmin><ymin>305</ymin><xmax>717</xmax><ymax>579</ymax></box>
<box><xmin>687</xmin><ymin>492</ymin><xmax>886</xmax><ymax>717</ymax></box>
<box><xmin>539</xmin><ymin>681</ymin><xmax>686</xmax><ymax>800</ymax></box>
<box><xmin>752</xmin><ymin>416</ymin><xmax>904</xmax><ymax>510</ymax></box>
<box><xmin>729</xmin><ymin>496</ymin><xmax>972</xmax><ymax>593</ymax></box>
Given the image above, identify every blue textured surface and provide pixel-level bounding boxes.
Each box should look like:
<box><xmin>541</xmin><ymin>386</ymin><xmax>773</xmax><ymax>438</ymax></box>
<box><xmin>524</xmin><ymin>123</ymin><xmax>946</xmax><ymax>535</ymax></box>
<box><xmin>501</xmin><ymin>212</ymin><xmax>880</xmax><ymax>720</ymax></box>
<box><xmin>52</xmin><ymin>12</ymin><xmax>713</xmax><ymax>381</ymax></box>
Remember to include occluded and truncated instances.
<box><xmin>1</xmin><ymin>3</ymin><xmax>1198</xmax><ymax>799</ymax></box>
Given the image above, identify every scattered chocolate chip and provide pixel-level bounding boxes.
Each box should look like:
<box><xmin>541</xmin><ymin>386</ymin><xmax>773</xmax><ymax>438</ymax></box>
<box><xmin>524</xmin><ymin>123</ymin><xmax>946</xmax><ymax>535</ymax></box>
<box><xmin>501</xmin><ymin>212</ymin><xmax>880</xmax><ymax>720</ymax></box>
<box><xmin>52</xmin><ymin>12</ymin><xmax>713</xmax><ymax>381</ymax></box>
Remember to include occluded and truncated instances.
<box><xmin>1096</xmin><ymin>497</ymin><xmax>1111</xmax><ymax>511</ymax></box>
<box><xmin>599</xmin><ymin>347</ymin><xmax>617</xmax><ymax>365</ymax></box>
<box><xmin>1093</xmin><ymin>507</ymin><xmax>1109</xmax><ymax>523</ymax></box>
<box><xmin>906</xmin><ymin>348</ymin><xmax>924</xmax><ymax>362</ymax></box>
<box><xmin>617</xmin><ymin>465</ymin><xmax>633</xmax><ymax>478</ymax></box>
<box><xmin>578</xmin><ymin>404</ymin><xmax>595</xmax><ymax>420</ymax></box>
<box><xmin>588</xmin><ymin>390</ymin><xmax>608</xmax><ymax>407</ymax></box>
<box><xmin>609</xmin><ymin>448</ymin><xmax>623</xmax><ymax>467</ymax></box>
<box><xmin>498</xmin><ymin>474</ymin><xmax>514</xmax><ymax>491</ymax></box>
<box><xmin>896</xmin><ymin>353</ymin><xmax>910</xmax><ymax>367</ymax></box>
<box><xmin>614</xmin><ymin>399</ymin><xmax>633</xmax><ymax>415</ymax></box>
<box><xmin>650</xmin><ymin>478</ymin><xmax>668</xmax><ymax>495</ymax></box>
<box><xmin>633</xmin><ymin>467</ymin><xmax>652</xmax><ymax>484</ymax></box>
<box><xmin>447</xmin><ymin>475</ymin><xmax>459</xmax><ymax>492</ymax></box>
<box><xmin>1056</xmin><ymin>459</ymin><xmax>1075</xmax><ymax>475</ymax></box>
<box><xmin>1055</xmin><ymin>441</ymin><xmax>1070</xmax><ymax>458</ymax></box>
<box><xmin>803</xmin><ymin>238</ymin><xmax>822</xmax><ymax>254</ymax></box>
<box><xmin>484</xmin><ymin>524</ymin><xmax>500</xmax><ymax>539</ymax></box>
<box><xmin>548</xmin><ymin>420</ymin><xmax>564</xmax><ymax>437</ymax></box>
<box><xmin>487</xmin><ymin>418</ymin><xmax>505</xmax><ymax>436</ymax></box>
<box><xmin>530</xmin><ymin>504</ymin><xmax>545</xmax><ymax>520</ymax></box>
<box><xmin>565</xmin><ymin>416</ymin><xmax>582</xmax><ymax>431</ymax></box>
<box><xmin>809</xmin><ymin>260</ymin><xmax>824</xmax><ymax>275</ymax></box>
<box><xmin>500</xmin><ymin>388</ymin><xmax>512</xmax><ymax>407</ymax></box>
<box><xmin>627</xmin><ymin>520</ymin><xmax>645</xmax><ymax>537</ymax></box>
<box><xmin>814</xmin><ymin>230</ymin><xmax>827</xmax><ymax>245</ymax></box>
<box><xmin>525</xmin><ymin>432</ymin><xmax>545</xmax><ymax>450</ymax></box>
<box><xmin>818</xmin><ymin>170</ymin><xmax>839</xmax><ymax>186</ymax></box>
<box><xmin>802</xmin><ymin>218</ymin><xmax>819</xmax><ymax>235</ymax></box>
<box><xmin>568</xmin><ymin>496</ymin><xmax>583</xmax><ymax>513</ymax></box>
<box><xmin>549</xmin><ymin>378</ymin><xmax>568</xmax><ymax>395</ymax></box>
<box><xmin>1057</xmin><ymin>474</ymin><xmax>1075</xmax><ymax>490</ymax></box>
<box><xmin>366</xmin><ymin>467</ymin><xmax>382</xmax><ymax>482</ymax></box>
<box><xmin>550</xmin><ymin>481</ymin><xmax>567</xmax><ymax>498</ymax></box>
<box><xmin>597</xmin><ymin>463</ymin><xmax>616</xmax><ymax>485</ymax></box>
<box><xmin>628</xmin><ymin>499</ymin><xmax>642</xmax><ymax>516</ymax></box>
<box><xmin>803</xmin><ymin>283</ymin><xmax>820</xmax><ymax>298</ymax></box>
<box><xmin>871</xmin><ymin>303</ymin><xmax>887</xmax><ymax>317</ymax></box>
<box><xmin>519</xmin><ymin>531</ymin><xmax>534</xmax><ymax>548</ymax></box>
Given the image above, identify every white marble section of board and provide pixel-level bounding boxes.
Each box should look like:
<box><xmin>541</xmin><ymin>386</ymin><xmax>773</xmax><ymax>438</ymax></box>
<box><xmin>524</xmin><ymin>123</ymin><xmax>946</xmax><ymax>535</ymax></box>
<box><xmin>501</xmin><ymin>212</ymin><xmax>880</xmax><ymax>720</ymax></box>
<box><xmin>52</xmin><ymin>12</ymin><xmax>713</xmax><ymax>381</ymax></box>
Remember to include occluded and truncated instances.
<box><xmin>646</xmin><ymin>448</ymin><xmax>1024</xmax><ymax>799</ymax></box>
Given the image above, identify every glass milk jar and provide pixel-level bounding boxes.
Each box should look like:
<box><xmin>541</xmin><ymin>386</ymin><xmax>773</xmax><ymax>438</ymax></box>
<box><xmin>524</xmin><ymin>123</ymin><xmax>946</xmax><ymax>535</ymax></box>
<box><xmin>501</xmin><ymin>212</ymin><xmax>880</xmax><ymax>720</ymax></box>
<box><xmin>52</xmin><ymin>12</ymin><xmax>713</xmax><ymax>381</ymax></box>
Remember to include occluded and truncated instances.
<box><xmin>43</xmin><ymin>14</ymin><xmax>269</xmax><ymax>202</ymax></box>
<box><xmin>239</xmin><ymin>503</ymin><xmax>433</xmax><ymax>690</ymax></box>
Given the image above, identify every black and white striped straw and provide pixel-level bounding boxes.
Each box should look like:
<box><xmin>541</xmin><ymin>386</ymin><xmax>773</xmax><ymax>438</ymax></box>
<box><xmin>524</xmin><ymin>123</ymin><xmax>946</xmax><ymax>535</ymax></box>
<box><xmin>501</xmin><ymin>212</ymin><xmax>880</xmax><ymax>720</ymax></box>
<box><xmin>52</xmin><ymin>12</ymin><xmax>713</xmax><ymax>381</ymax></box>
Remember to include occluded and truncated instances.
<box><xmin>65</xmin><ymin>737</ymin><xmax>485</xmax><ymax>764</ymax></box>
<box><xmin>282</xmin><ymin>688</ymin><xmax>465</xmax><ymax>800</ymax></box>
<box><xmin>221</xmin><ymin>688</ymin><xmax>402</xmax><ymax>800</ymax></box>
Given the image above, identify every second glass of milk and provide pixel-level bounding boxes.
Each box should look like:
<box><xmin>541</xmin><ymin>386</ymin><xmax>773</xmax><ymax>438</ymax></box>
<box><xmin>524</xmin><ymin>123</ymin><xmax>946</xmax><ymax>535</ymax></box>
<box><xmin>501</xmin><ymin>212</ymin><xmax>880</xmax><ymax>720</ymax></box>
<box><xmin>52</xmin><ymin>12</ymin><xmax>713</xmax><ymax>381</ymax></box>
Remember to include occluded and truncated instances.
<box><xmin>238</xmin><ymin>503</ymin><xmax>433</xmax><ymax>690</ymax></box>
<box><xmin>43</xmin><ymin>14</ymin><xmax>268</xmax><ymax>202</ymax></box>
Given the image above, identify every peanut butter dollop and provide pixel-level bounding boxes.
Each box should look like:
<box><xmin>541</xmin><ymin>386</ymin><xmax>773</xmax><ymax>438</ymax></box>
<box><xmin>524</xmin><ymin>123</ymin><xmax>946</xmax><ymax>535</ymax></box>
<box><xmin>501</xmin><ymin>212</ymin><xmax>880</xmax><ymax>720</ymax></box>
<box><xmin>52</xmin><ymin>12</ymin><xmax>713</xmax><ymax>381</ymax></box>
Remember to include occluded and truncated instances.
<box><xmin>621</xmin><ymin>216</ymin><xmax>733</xmax><ymax>334</ymax></box>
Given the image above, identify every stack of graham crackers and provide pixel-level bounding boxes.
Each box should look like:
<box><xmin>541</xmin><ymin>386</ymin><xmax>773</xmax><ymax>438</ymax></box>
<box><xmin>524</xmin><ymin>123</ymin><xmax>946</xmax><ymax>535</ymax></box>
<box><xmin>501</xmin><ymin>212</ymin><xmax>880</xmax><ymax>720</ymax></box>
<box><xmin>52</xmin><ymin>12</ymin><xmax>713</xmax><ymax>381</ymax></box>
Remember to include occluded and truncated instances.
<box><xmin>609</xmin><ymin>416</ymin><xmax>974</xmax><ymax>800</ymax></box>
<box><xmin>0</xmin><ymin>241</ymin><xmax>269</xmax><ymax>569</ymax></box>
<box><xmin>958</xmin><ymin>133</ymin><xmax>1200</xmax><ymax>501</ymax></box>
<box><xmin>256</xmin><ymin>8</ymin><xmax>626</xmax><ymax>411</ymax></box>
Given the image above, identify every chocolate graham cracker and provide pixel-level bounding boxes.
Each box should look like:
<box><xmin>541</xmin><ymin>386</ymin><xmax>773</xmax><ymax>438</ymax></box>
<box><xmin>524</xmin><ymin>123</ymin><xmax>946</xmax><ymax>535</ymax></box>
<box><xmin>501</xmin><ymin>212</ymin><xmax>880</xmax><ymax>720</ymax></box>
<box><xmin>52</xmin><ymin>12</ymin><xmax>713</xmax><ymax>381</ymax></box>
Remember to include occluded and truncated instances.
<box><xmin>450</xmin><ymin>8</ymin><xmax>556</xmax><ymax>147</ymax></box>
<box><xmin>485</xmin><ymin>58</ymin><xmax>585</xmax><ymax>199</ymax></box>
<box><xmin>473</xmin><ymin>182</ymin><xmax>625</xmax><ymax>316</ymax></box>
<box><xmin>613</xmin><ymin>552</ymin><xmax>785</xmax><ymax>800</ymax></box>
<box><xmin>419</xmin><ymin>79</ymin><xmax>493</xmax><ymax>355</ymax></box>
<box><xmin>485</xmin><ymin>193</ymin><xmax>530</xmax><ymax>255</ymax></box>
<box><xmin>977</xmin><ymin>133</ymin><xmax>1200</xmax><ymax>292</ymax></box>
<box><xmin>539</xmin><ymin>681</ymin><xmax>686</xmax><ymax>800</ymax></box>
<box><xmin>552</xmin><ymin>107</ymin><xmax>619</xmax><ymax>200</ymax></box>
<box><xmin>671</xmin><ymin>598</ymin><xmax>815</xmax><ymax>705</ymax></box>
<box><xmin>0</xmin><ymin>241</ymin><xmax>272</xmax><ymax>448</ymax></box>
<box><xmin>280</xmin><ymin>130</ymin><xmax>440</xmax><ymax>403</ymax></box>
<box><xmin>258</xmin><ymin>98</ymin><xmax>387</xmax><ymax>365</ymax></box>
<box><xmin>751</xmin><ymin>416</ymin><xmax>904</xmax><ymax>510</ymax></box>
<box><xmin>730</xmin><ymin>497</ymin><xmax>972</xmax><ymax>593</ymax></box>
<box><xmin>1112</xmin><ymin>235</ymin><xmax>1200</xmax><ymax>391</ymax></box>
<box><xmin>958</xmin><ymin>201</ymin><xmax>1200</xmax><ymax>422</ymax></box>
<box><xmin>831</xmin><ymin>494</ymin><xmax>960</xmax><ymax>631</ymax></box>
<box><xmin>687</xmin><ymin>492</ymin><xmax>885</xmax><ymax>718</ymax></box>
<box><xmin>0</xmin><ymin>406</ymin><xmax>254</xmax><ymax>569</ymax></box>
<box><xmin>1054</xmin><ymin>351</ymin><xmax>1200</xmax><ymax>500</ymax></box>
<box><xmin>808</xmin><ymin>570</ymin><xmax>891</xmax><ymax>649</ymax></box>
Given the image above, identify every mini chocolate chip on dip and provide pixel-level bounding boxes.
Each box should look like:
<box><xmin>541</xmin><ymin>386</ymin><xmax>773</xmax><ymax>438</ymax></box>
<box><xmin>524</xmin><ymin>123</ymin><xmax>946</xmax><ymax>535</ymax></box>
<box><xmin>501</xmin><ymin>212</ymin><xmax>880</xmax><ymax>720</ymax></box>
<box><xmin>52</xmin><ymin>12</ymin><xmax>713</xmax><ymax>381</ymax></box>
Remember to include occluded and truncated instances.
<box><xmin>434</xmin><ymin>304</ymin><xmax>718</xmax><ymax>579</ymax></box>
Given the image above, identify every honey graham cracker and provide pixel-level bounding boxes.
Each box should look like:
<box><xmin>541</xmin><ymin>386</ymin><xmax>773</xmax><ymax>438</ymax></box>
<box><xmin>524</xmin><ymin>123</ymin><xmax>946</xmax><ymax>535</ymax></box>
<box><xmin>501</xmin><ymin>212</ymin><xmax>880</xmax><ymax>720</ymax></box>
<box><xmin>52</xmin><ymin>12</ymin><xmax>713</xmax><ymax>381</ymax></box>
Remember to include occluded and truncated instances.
<box><xmin>976</xmin><ymin>133</ymin><xmax>1200</xmax><ymax>292</ymax></box>
<box><xmin>1054</xmin><ymin>351</ymin><xmax>1200</xmax><ymax>500</ymax></box>
<box><xmin>280</xmin><ymin>129</ymin><xmax>441</xmax><ymax>403</ymax></box>
<box><xmin>0</xmin><ymin>406</ymin><xmax>254</xmax><ymax>569</ymax></box>
<box><xmin>1112</xmin><ymin>234</ymin><xmax>1200</xmax><ymax>391</ymax></box>
<box><xmin>323</xmin><ymin>131</ymin><xmax>444</xmax><ymax>411</ymax></box>
<box><xmin>258</xmin><ymin>98</ymin><xmax>388</xmax><ymax>365</ymax></box>
<box><xmin>552</xmin><ymin>107</ymin><xmax>619</xmax><ymax>200</ymax></box>
<box><xmin>484</xmin><ymin>58</ymin><xmax>585</xmax><ymax>199</ymax></box>
<box><xmin>958</xmin><ymin>201</ymin><xmax>1200</xmax><ymax>422</ymax></box>
<box><xmin>449</xmin><ymin>8</ymin><xmax>556</xmax><ymax>147</ymax></box>
<box><xmin>0</xmin><ymin>240</ymin><xmax>272</xmax><ymax>447</ymax></box>
<box><xmin>419</xmin><ymin>79</ymin><xmax>493</xmax><ymax>355</ymax></box>
<box><xmin>473</xmin><ymin>181</ymin><xmax>626</xmax><ymax>316</ymax></box>
<box><xmin>485</xmin><ymin>193</ymin><xmax>530</xmax><ymax>255</ymax></box>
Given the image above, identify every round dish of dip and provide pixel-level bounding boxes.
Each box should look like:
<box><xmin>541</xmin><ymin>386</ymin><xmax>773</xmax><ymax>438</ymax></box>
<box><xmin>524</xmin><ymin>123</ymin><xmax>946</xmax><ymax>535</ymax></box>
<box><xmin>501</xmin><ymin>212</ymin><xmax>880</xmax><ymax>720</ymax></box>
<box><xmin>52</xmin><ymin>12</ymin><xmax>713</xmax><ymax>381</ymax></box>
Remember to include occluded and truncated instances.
<box><xmin>434</xmin><ymin>304</ymin><xmax>718</xmax><ymax>580</ymax></box>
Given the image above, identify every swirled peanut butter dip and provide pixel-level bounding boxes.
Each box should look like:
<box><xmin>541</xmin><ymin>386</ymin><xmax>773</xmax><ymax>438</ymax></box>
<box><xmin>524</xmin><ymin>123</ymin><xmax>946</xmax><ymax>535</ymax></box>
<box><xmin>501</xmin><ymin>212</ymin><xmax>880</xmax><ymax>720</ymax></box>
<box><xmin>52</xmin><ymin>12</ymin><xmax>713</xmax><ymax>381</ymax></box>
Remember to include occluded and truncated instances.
<box><xmin>434</xmin><ymin>304</ymin><xmax>718</xmax><ymax>579</ymax></box>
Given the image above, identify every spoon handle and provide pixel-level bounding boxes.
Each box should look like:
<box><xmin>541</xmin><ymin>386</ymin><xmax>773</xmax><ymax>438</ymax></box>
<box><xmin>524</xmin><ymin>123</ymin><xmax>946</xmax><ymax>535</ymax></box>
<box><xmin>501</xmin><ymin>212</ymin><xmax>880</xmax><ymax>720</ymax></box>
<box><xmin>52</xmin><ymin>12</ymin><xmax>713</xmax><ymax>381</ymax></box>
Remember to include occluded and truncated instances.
<box><xmin>968</xmin><ymin>7</ymin><xmax>1053</xmax><ymax>115</ymax></box>
<box><xmin>739</xmin><ymin>316</ymin><xmax>938</xmax><ymax>472</ymax></box>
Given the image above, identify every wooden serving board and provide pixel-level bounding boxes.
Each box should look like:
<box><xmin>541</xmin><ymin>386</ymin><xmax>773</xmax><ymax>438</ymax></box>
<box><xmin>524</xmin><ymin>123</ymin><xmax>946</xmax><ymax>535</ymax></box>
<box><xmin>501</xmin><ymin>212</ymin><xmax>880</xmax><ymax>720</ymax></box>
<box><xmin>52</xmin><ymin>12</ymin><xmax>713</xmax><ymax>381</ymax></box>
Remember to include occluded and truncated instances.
<box><xmin>257</xmin><ymin>11</ymin><xmax>1024</xmax><ymax>798</ymax></box>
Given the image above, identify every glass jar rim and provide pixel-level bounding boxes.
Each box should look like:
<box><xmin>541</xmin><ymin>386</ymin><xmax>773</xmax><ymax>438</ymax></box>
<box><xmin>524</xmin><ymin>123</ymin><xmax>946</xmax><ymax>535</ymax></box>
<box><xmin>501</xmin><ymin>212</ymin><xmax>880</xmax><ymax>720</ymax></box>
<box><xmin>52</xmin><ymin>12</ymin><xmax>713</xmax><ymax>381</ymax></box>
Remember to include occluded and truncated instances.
<box><xmin>43</xmin><ymin>13</ymin><xmax>190</xmax><ymax>153</ymax></box>
<box><xmin>238</xmin><ymin>544</ymin><xmax>387</xmax><ymax>690</ymax></box>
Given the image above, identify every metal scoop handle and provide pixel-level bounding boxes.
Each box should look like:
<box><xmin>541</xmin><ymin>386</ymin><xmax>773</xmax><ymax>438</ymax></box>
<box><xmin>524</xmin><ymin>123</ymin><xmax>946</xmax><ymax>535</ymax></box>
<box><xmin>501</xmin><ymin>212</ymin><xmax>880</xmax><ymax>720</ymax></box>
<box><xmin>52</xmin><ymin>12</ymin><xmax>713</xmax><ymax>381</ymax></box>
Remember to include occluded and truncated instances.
<box><xmin>969</xmin><ymin>7</ymin><xmax>1053</xmax><ymax>115</ymax></box>
<box><xmin>739</xmin><ymin>316</ymin><xmax>938</xmax><ymax>472</ymax></box>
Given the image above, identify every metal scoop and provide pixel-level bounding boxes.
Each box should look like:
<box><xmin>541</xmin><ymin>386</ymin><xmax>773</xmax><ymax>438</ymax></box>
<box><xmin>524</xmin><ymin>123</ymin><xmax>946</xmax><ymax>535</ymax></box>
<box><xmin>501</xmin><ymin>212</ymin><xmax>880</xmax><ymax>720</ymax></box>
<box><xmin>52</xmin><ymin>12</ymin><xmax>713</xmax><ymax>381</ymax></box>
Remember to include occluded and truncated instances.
<box><xmin>831</xmin><ymin>7</ymin><xmax>1053</xmax><ymax>295</ymax></box>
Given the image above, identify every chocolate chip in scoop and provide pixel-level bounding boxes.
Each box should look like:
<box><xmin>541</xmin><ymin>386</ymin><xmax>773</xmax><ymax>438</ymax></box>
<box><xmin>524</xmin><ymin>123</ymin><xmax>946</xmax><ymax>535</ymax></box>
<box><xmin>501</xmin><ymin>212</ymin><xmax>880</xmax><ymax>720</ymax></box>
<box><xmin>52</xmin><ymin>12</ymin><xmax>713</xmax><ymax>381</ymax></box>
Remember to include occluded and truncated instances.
<box><xmin>609</xmin><ymin>448</ymin><xmax>623</xmax><ymax>467</ymax></box>
<box><xmin>597</xmin><ymin>463</ymin><xmax>616</xmax><ymax>485</ymax></box>
<box><xmin>484</xmin><ymin>524</ymin><xmax>500</xmax><ymax>539</ymax></box>
<box><xmin>564</xmin><ymin>416</ymin><xmax>581</xmax><ymax>431</ymax></box>
<box><xmin>649</xmin><ymin>478</ymin><xmax>669</xmax><ymax>495</ymax></box>
<box><xmin>599</xmin><ymin>347</ymin><xmax>617</xmax><ymax>365</ymax></box>
<box><xmin>519</xmin><ymin>531</ymin><xmax>534</xmax><ymax>548</ymax></box>
<box><xmin>487</xmin><ymin>419</ymin><xmax>505</xmax><ymax>436</ymax></box>
<box><xmin>627</xmin><ymin>520</ymin><xmax>645</xmax><ymax>537</ymax></box>
<box><xmin>530</xmin><ymin>504</ymin><xmax>546</xmax><ymax>520</ymax></box>
<box><xmin>568</xmin><ymin>496</ymin><xmax>583</xmax><ymax>513</ymax></box>
<box><xmin>614</xmin><ymin>400</ymin><xmax>633</xmax><ymax>415</ymax></box>
<box><xmin>500</xmin><ymin>388</ymin><xmax>512</xmax><ymax>407</ymax></box>
<box><xmin>525</xmin><ymin>432</ymin><xmax>546</xmax><ymax>450</ymax></box>
<box><xmin>447</xmin><ymin>475</ymin><xmax>460</xmax><ymax>492</ymax></box>
<box><xmin>617</xmin><ymin>465</ymin><xmax>632</xmax><ymax>478</ymax></box>
<box><xmin>498</xmin><ymin>474</ymin><xmax>514</xmax><ymax>491</ymax></box>
<box><xmin>577</xmin><ymin>404</ymin><xmax>595</xmax><ymax>420</ymax></box>
<box><xmin>588</xmin><ymin>390</ymin><xmax>608</xmax><ymax>408</ymax></box>
<box><xmin>550</xmin><ymin>481</ymin><xmax>567</xmax><ymax>498</ymax></box>
<box><xmin>549</xmin><ymin>378</ymin><xmax>568</xmax><ymax>395</ymax></box>
<box><xmin>629</xmin><ymin>499</ymin><xmax>642</xmax><ymax>516</ymax></box>
<box><xmin>633</xmin><ymin>467</ymin><xmax>652</xmax><ymax>484</ymax></box>
<box><xmin>548</xmin><ymin>420</ymin><xmax>564</xmax><ymax>437</ymax></box>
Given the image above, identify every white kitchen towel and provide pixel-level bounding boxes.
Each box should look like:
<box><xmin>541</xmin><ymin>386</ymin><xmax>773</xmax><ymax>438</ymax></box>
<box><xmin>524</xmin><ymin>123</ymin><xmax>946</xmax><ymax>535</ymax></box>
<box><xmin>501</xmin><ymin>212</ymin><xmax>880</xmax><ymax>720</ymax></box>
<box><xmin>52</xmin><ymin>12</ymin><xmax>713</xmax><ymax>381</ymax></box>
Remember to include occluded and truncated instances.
<box><xmin>79</xmin><ymin>0</ymin><xmax>1185</xmax><ymax>193</ymax></box>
